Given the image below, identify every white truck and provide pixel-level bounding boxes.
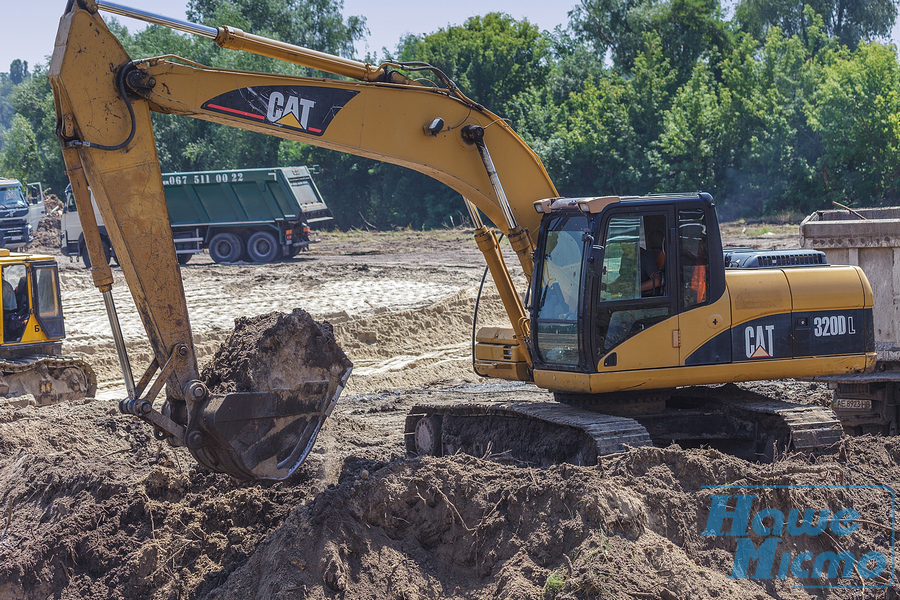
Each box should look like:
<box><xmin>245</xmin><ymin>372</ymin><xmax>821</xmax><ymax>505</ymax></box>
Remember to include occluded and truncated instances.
<box><xmin>0</xmin><ymin>178</ymin><xmax>46</xmax><ymax>250</ymax></box>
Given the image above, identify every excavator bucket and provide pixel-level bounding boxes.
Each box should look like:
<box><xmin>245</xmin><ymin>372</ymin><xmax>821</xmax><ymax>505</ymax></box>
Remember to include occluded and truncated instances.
<box><xmin>197</xmin><ymin>375</ymin><xmax>349</xmax><ymax>480</ymax></box>
<box><xmin>188</xmin><ymin>309</ymin><xmax>352</xmax><ymax>480</ymax></box>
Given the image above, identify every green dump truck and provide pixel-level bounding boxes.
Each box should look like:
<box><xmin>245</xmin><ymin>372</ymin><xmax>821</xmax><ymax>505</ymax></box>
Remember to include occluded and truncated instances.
<box><xmin>62</xmin><ymin>166</ymin><xmax>332</xmax><ymax>265</ymax></box>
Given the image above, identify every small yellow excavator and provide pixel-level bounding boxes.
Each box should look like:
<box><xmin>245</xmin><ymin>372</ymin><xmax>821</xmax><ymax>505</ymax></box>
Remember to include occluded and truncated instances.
<box><xmin>0</xmin><ymin>248</ymin><xmax>95</xmax><ymax>405</ymax></box>
<box><xmin>50</xmin><ymin>0</ymin><xmax>875</xmax><ymax>478</ymax></box>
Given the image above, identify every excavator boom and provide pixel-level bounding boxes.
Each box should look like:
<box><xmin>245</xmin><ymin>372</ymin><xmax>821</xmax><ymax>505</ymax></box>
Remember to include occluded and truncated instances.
<box><xmin>50</xmin><ymin>1</ymin><xmax>555</xmax><ymax>479</ymax></box>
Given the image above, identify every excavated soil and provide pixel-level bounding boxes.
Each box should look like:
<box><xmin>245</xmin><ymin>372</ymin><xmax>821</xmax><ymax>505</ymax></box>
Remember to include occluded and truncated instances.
<box><xmin>1</xmin><ymin>223</ymin><xmax>898</xmax><ymax>599</ymax></box>
<box><xmin>201</xmin><ymin>308</ymin><xmax>352</xmax><ymax>397</ymax></box>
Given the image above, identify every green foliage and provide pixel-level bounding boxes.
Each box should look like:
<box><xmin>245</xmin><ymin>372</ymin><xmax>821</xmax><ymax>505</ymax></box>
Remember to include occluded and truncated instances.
<box><xmin>6</xmin><ymin>0</ymin><xmax>900</xmax><ymax>228</ymax></box>
<box><xmin>712</xmin><ymin>21</ymin><xmax>836</xmax><ymax>216</ymax></box>
<box><xmin>651</xmin><ymin>63</ymin><xmax>729</xmax><ymax>195</ymax></box>
<box><xmin>397</xmin><ymin>13</ymin><xmax>551</xmax><ymax>114</ymax></box>
<box><xmin>8</xmin><ymin>60</ymin><xmax>29</xmax><ymax>86</ymax></box>
<box><xmin>187</xmin><ymin>0</ymin><xmax>367</xmax><ymax>58</ymax></box>
<box><xmin>542</xmin><ymin>567</ymin><xmax>567</xmax><ymax>598</ymax></box>
<box><xmin>569</xmin><ymin>0</ymin><xmax>733</xmax><ymax>85</ymax></box>
<box><xmin>541</xmin><ymin>75</ymin><xmax>638</xmax><ymax>196</ymax></box>
<box><xmin>0</xmin><ymin>65</ymin><xmax>66</xmax><ymax>194</ymax></box>
<box><xmin>0</xmin><ymin>114</ymin><xmax>41</xmax><ymax>183</ymax></box>
<box><xmin>543</xmin><ymin>27</ymin><xmax>608</xmax><ymax>104</ymax></box>
<box><xmin>0</xmin><ymin>73</ymin><xmax>16</xmax><ymax>134</ymax></box>
<box><xmin>807</xmin><ymin>42</ymin><xmax>900</xmax><ymax>204</ymax></box>
<box><xmin>515</xmin><ymin>32</ymin><xmax>673</xmax><ymax>197</ymax></box>
<box><xmin>735</xmin><ymin>0</ymin><xmax>899</xmax><ymax>49</ymax></box>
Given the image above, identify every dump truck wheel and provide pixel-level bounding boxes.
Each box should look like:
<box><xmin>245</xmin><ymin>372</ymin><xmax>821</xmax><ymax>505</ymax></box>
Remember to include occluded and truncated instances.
<box><xmin>247</xmin><ymin>231</ymin><xmax>280</xmax><ymax>263</ymax></box>
<box><xmin>209</xmin><ymin>233</ymin><xmax>243</xmax><ymax>263</ymax></box>
<box><xmin>79</xmin><ymin>238</ymin><xmax>112</xmax><ymax>269</ymax></box>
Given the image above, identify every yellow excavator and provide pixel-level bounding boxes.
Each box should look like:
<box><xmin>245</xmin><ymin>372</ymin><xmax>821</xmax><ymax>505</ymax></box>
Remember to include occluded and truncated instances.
<box><xmin>50</xmin><ymin>0</ymin><xmax>875</xmax><ymax>478</ymax></box>
<box><xmin>0</xmin><ymin>249</ymin><xmax>96</xmax><ymax>405</ymax></box>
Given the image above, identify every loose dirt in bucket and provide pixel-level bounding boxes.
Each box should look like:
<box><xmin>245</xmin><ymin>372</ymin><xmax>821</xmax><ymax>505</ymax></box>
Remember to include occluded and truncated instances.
<box><xmin>1</xmin><ymin>226</ymin><xmax>896</xmax><ymax>599</ymax></box>
<box><xmin>201</xmin><ymin>308</ymin><xmax>352</xmax><ymax>398</ymax></box>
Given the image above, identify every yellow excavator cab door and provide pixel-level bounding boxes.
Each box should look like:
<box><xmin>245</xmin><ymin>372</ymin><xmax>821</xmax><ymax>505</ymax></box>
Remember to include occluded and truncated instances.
<box><xmin>0</xmin><ymin>258</ymin><xmax>64</xmax><ymax>346</ymax></box>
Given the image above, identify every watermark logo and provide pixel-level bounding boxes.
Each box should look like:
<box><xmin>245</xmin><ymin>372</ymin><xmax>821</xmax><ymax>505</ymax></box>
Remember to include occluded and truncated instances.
<box><xmin>702</xmin><ymin>485</ymin><xmax>895</xmax><ymax>589</ymax></box>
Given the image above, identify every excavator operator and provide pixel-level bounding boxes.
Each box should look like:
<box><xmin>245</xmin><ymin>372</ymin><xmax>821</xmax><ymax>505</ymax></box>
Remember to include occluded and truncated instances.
<box><xmin>640</xmin><ymin>229</ymin><xmax>665</xmax><ymax>296</ymax></box>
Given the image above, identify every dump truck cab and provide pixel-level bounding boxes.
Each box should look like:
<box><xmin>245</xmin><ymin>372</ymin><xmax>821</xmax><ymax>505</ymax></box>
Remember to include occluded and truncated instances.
<box><xmin>0</xmin><ymin>178</ymin><xmax>45</xmax><ymax>250</ymax></box>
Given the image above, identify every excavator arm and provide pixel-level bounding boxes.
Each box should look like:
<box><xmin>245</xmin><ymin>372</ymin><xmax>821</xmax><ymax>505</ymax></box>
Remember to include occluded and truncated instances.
<box><xmin>49</xmin><ymin>0</ymin><xmax>557</xmax><ymax>479</ymax></box>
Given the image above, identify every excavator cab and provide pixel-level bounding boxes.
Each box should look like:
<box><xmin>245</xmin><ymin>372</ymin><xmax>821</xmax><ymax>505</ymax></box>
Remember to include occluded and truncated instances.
<box><xmin>530</xmin><ymin>195</ymin><xmax>718</xmax><ymax>375</ymax></box>
<box><xmin>526</xmin><ymin>191</ymin><xmax>872</xmax><ymax>399</ymax></box>
<box><xmin>0</xmin><ymin>250</ymin><xmax>95</xmax><ymax>405</ymax></box>
<box><xmin>0</xmin><ymin>253</ymin><xmax>65</xmax><ymax>346</ymax></box>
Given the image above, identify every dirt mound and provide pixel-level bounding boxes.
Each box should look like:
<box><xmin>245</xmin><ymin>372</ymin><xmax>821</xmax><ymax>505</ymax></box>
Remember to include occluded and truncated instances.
<box><xmin>200</xmin><ymin>438</ymin><xmax>899</xmax><ymax>600</ymax></box>
<box><xmin>1</xmin><ymin>392</ymin><xmax>897</xmax><ymax>599</ymax></box>
<box><xmin>0</xmin><ymin>400</ymin><xmax>331</xmax><ymax>600</ymax></box>
<box><xmin>202</xmin><ymin>308</ymin><xmax>352</xmax><ymax>398</ymax></box>
<box><xmin>31</xmin><ymin>193</ymin><xmax>63</xmax><ymax>254</ymax></box>
<box><xmin>334</xmin><ymin>287</ymin><xmax>511</xmax><ymax>394</ymax></box>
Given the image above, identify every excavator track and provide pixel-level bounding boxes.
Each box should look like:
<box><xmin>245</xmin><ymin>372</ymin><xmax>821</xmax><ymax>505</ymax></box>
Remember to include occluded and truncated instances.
<box><xmin>406</xmin><ymin>401</ymin><xmax>652</xmax><ymax>466</ymax></box>
<box><xmin>662</xmin><ymin>384</ymin><xmax>844</xmax><ymax>459</ymax></box>
<box><xmin>0</xmin><ymin>355</ymin><xmax>97</xmax><ymax>407</ymax></box>
<box><xmin>406</xmin><ymin>384</ymin><xmax>844</xmax><ymax>466</ymax></box>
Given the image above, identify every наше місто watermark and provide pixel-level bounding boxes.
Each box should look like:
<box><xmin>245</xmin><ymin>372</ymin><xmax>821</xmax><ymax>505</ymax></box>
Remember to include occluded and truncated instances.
<box><xmin>702</xmin><ymin>485</ymin><xmax>894</xmax><ymax>589</ymax></box>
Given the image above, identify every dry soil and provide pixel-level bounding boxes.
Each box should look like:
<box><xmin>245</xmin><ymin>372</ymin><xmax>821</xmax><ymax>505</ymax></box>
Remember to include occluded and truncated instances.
<box><xmin>1</xmin><ymin>221</ymin><xmax>897</xmax><ymax>600</ymax></box>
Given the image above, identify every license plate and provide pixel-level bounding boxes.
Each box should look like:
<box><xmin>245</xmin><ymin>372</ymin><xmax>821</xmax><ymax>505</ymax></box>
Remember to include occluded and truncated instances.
<box><xmin>833</xmin><ymin>398</ymin><xmax>873</xmax><ymax>410</ymax></box>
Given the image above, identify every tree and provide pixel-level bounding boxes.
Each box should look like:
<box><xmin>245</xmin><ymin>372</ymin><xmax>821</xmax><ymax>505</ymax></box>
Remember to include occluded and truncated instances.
<box><xmin>397</xmin><ymin>13</ymin><xmax>551</xmax><ymax>114</ymax></box>
<box><xmin>4</xmin><ymin>65</ymin><xmax>66</xmax><ymax>194</ymax></box>
<box><xmin>8</xmin><ymin>60</ymin><xmax>29</xmax><ymax>85</ymax></box>
<box><xmin>807</xmin><ymin>42</ymin><xmax>900</xmax><ymax>204</ymax></box>
<box><xmin>0</xmin><ymin>114</ymin><xmax>42</xmax><ymax>183</ymax></box>
<box><xmin>651</xmin><ymin>64</ymin><xmax>730</xmax><ymax>200</ymax></box>
<box><xmin>735</xmin><ymin>0</ymin><xmax>899</xmax><ymax>48</ymax></box>
<box><xmin>511</xmin><ymin>32</ymin><xmax>674</xmax><ymax>198</ymax></box>
<box><xmin>540</xmin><ymin>74</ymin><xmax>638</xmax><ymax>197</ymax></box>
<box><xmin>542</xmin><ymin>26</ymin><xmax>608</xmax><ymax>104</ymax></box>
<box><xmin>0</xmin><ymin>73</ymin><xmax>15</xmax><ymax>134</ymax></box>
<box><xmin>650</xmin><ymin>16</ymin><xmax>838</xmax><ymax>217</ymax></box>
<box><xmin>569</xmin><ymin>0</ymin><xmax>732</xmax><ymax>84</ymax></box>
<box><xmin>187</xmin><ymin>0</ymin><xmax>367</xmax><ymax>58</ymax></box>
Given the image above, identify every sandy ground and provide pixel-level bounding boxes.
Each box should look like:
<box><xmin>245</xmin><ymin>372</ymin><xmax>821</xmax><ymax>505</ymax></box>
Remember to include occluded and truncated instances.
<box><xmin>2</xmin><ymin>221</ymin><xmax>898</xmax><ymax>599</ymax></box>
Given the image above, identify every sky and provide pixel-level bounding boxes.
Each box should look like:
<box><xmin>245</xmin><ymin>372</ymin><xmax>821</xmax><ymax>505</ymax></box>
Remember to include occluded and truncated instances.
<box><xmin>3</xmin><ymin>0</ymin><xmax>573</xmax><ymax>74</ymax></box>
<box><xmin>6</xmin><ymin>0</ymin><xmax>900</xmax><ymax>75</ymax></box>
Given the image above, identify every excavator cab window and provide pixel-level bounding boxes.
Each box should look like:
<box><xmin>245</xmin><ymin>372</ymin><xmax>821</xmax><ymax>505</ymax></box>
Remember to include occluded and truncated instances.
<box><xmin>32</xmin><ymin>265</ymin><xmax>64</xmax><ymax>339</ymax></box>
<box><xmin>2</xmin><ymin>264</ymin><xmax>27</xmax><ymax>343</ymax></box>
<box><xmin>593</xmin><ymin>213</ymin><xmax>671</xmax><ymax>354</ymax></box>
<box><xmin>533</xmin><ymin>214</ymin><xmax>588</xmax><ymax>366</ymax></box>
<box><xmin>678</xmin><ymin>208</ymin><xmax>710</xmax><ymax>309</ymax></box>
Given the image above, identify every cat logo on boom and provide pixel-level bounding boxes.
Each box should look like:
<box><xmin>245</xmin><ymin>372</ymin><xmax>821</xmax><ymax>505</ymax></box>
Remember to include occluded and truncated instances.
<box><xmin>201</xmin><ymin>85</ymin><xmax>359</xmax><ymax>137</ymax></box>
<box><xmin>266</xmin><ymin>92</ymin><xmax>316</xmax><ymax>130</ymax></box>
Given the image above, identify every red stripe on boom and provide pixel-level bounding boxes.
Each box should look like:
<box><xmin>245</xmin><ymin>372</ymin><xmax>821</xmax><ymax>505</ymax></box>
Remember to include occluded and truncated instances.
<box><xmin>206</xmin><ymin>104</ymin><xmax>266</xmax><ymax>120</ymax></box>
